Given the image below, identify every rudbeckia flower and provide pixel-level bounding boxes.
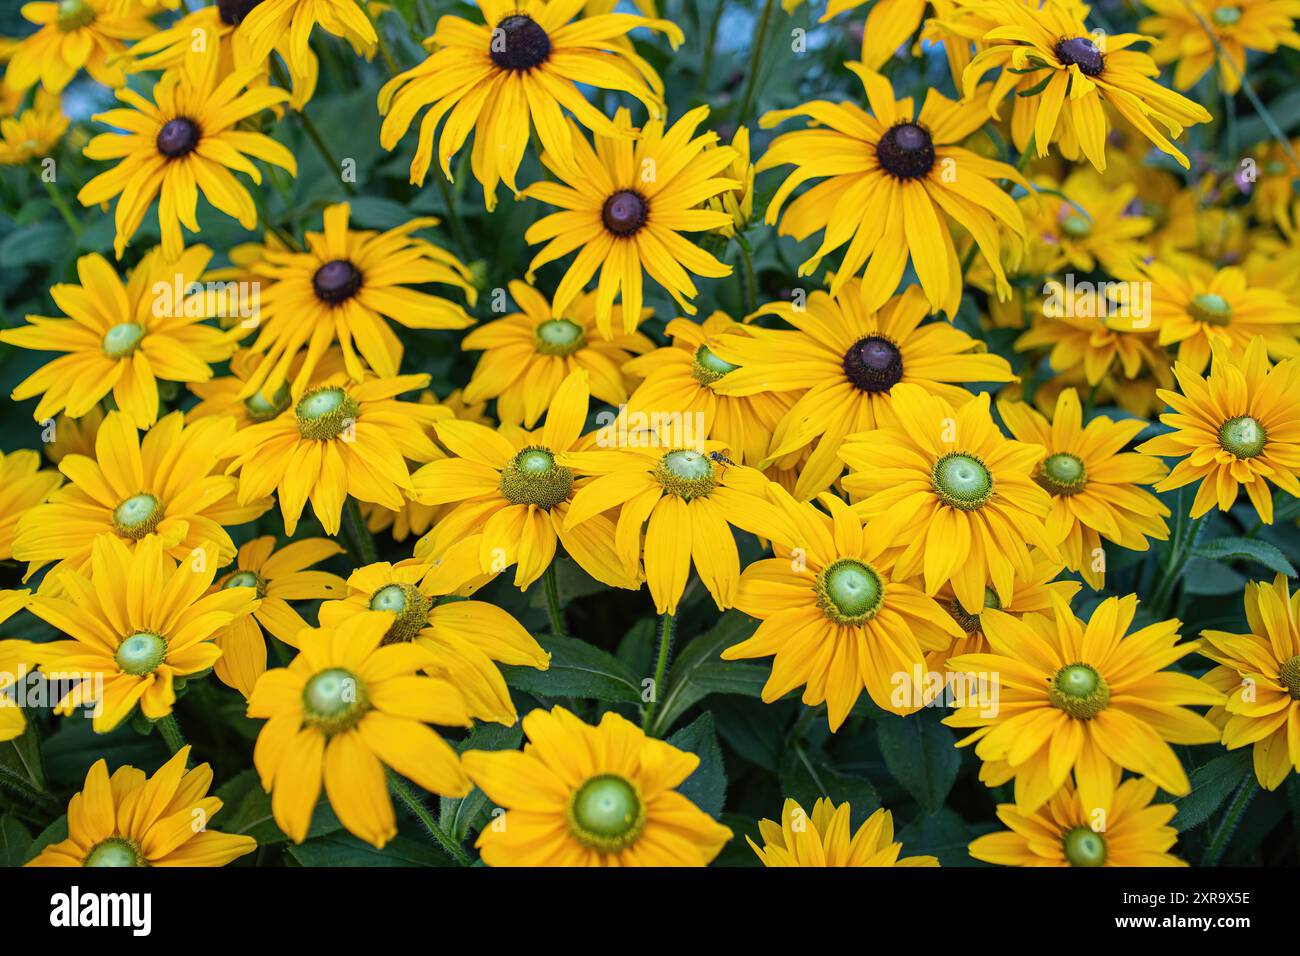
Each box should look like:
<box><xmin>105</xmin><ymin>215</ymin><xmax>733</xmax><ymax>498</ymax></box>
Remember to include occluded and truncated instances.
<box><xmin>522</xmin><ymin>107</ymin><xmax>738</xmax><ymax>338</ymax></box>
<box><xmin>26</xmin><ymin>746</ymin><xmax>257</xmax><ymax>867</ymax></box>
<box><xmin>1013</xmin><ymin>310</ymin><xmax>1171</xmax><ymax>393</ymax></box>
<box><xmin>0</xmin><ymin>107</ymin><xmax>68</xmax><ymax>164</ymax></box>
<box><xmin>758</xmin><ymin>68</ymin><xmax>1027</xmax><ymax>317</ymax></box>
<box><xmin>317</xmin><ymin>559</ymin><xmax>550</xmax><ymax>726</ymax></box>
<box><xmin>239</xmin><ymin>203</ymin><xmax>476</xmax><ymax>402</ymax></box>
<box><xmin>78</xmin><ymin>57</ymin><xmax>296</xmax><ymax>259</ymax></box>
<box><xmin>0</xmin><ymin>449</ymin><xmax>61</xmax><ymax>561</ymax></box>
<box><xmin>29</xmin><ymin>535</ymin><xmax>260</xmax><ymax>733</ymax></box>
<box><xmin>188</xmin><ymin>347</ymin><xmax>348</xmax><ymax>430</ymax></box>
<box><xmin>41</xmin><ymin>406</ymin><xmax>105</xmax><ymax>465</ymax></box>
<box><xmin>377</xmin><ymin>0</ymin><xmax>683</xmax><ymax>207</ymax></box>
<box><xmin>722</xmin><ymin>489</ymin><xmax>963</xmax><ymax>729</ymax></box>
<box><xmin>998</xmin><ymin>388</ymin><xmax>1170</xmax><ymax>589</ymax></box>
<box><xmin>13</xmin><ymin>411</ymin><xmax>270</xmax><ymax>580</ymax></box>
<box><xmin>711</xmin><ymin>282</ymin><xmax>1014</xmax><ymax>499</ymax></box>
<box><xmin>968</xmin><ymin>776</ymin><xmax>1187</xmax><ymax>867</ymax></box>
<box><xmin>461</xmin><ymin>281</ymin><xmax>652</xmax><ymax>428</ymax></box>
<box><xmin>412</xmin><ymin>370</ymin><xmax>640</xmax><ymax>591</ymax></box>
<box><xmin>838</xmin><ymin>383</ymin><xmax>1056</xmax><ymax>615</ymax></box>
<box><xmin>1138</xmin><ymin>337</ymin><xmax>1300</xmax><ymax>524</ymax></box>
<box><xmin>223</xmin><ymin>373</ymin><xmax>443</xmax><ymax>536</ymax></box>
<box><xmin>210</xmin><ymin>536</ymin><xmax>348</xmax><ymax>698</ymax></box>
<box><xmin>1141</xmin><ymin>0</ymin><xmax>1300</xmax><ymax>94</ymax></box>
<box><xmin>1</xmin><ymin>247</ymin><xmax>240</xmax><ymax>429</ymax></box>
<box><xmin>1021</xmin><ymin>168</ymin><xmax>1154</xmax><ymax>276</ymax></box>
<box><xmin>247</xmin><ymin>614</ymin><xmax>473</xmax><ymax>849</ymax></box>
<box><xmin>4</xmin><ymin>0</ymin><xmax>152</xmax><ymax>93</ymax></box>
<box><xmin>750</xmin><ymin>799</ymin><xmax>939</xmax><ymax>867</ymax></box>
<box><xmin>0</xmin><ymin>639</ymin><xmax>36</xmax><ymax>742</ymax></box>
<box><xmin>232</xmin><ymin>0</ymin><xmax>375</xmax><ymax>99</ymax></box>
<box><xmin>703</xmin><ymin>125</ymin><xmax>754</xmax><ymax>237</ymax></box>
<box><xmin>1201</xmin><ymin>575</ymin><xmax>1300</xmax><ymax>790</ymax></box>
<box><xmin>945</xmin><ymin>593</ymin><xmax>1223</xmax><ymax>812</ymax></box>
<box><xmin>462</xmin><ymin>706</ymin><xmax>732</xmax><ymax>866</ymax></box>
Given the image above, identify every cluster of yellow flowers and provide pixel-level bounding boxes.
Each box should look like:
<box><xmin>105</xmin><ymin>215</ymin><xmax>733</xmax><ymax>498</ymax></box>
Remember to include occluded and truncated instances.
<box><xmin>0</xmin><ymin>0</ymin><xmax>1298</xmax><ymax>870</ymax></box>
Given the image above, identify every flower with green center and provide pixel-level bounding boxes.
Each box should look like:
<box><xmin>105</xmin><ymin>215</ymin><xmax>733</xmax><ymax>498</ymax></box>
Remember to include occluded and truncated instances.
<box><xmin>84</xmin><ymin>837</ymin><xmax>142</xmax><ymax>867</ymax></box>
<box><xmin>1280</xmin><ymin>656</ymin><xmax>1300</xmax><ymax>700</ymax></box>
<box><xmin>565</xmin><ymin>774</ymin><xmax>647</xmax><ymax>853</ymax></box>
<box><xmin>1211</xmin><ymin>5</ymin><xmax>1242</xmax><ymax>26</ymax></box>
<box><xmin>931</xmin><ymin>453</ymin><xmax>994</xmax><ymax>511</ymax></box>
<box><xmin>815</xmin><ymin>559</ymin><xmax>884</xmax><ymax>625</ymax></box>
<box><xmin>691</xmin><ymin>344</ymin><xmax>739</xmax><ymax>386</ymax></box>
<box><xmin>244</xmin><ymin>382</ymin><xmax>291</xmax><ymax>422</ymax></box>
<box><xmin>1036</xmin><ymin>452</ymin><xmax>1087</xmax><ymax>496</ymax></box>
<box><xmin>112</xmin><ymin>492</ymin><xmax>162</xmax><ymax>540</ymax></box>
<box><xmin>534</xmin><ymin>319</ymin><xmax>586</xmax><ymax>357</ymax></box>
<box><xmin>654</xmin><ymin>449</ymin><xmax>717</xmax><ymax>501</ymax></box>
<box><xmin>1061</xmin><ymin>827</ymin><xmax>1107</xmax><ymax>866</ymax></box>
<box><xmin>1060</xmin><ymin>214</ymin><xmax>1092</xmax><ymax>239</ymax></box>
<box><xmin>102</xmin><ymin>321</ymin><xmax>144</xmax><ymax>359</ymax></box>
<box><xmin>295</xmin><ymin>386</ymin><xmax>360</xmax><ymax>441</ymax></box>
<box><xmin>1218</xmin><ymin>415</ymin><xmax>1266</xmax><ymax>459</ymax></box>
<box><xmin>368</xmin><ymin>583</ymin><xmax>432</xmax><ymax>645</ymax></box>
<box><xmin>57</xmin><ymin>0</ymin><xmax>96</xmax><ymax>31</ymax></box>
<box><xmin>1049</xmin><ymin>663</ymin><xmax>1111</xmax><ymax>719</ymax></box>
<box><xmin>301</xmin><ymin>667</ymin><xmax>370</xmax><ymax>735</ymax></box>
<box><xmin>499</xmin><ymin>447</ymin><xmax>574</xmax><ymax>510</ymax></box>
<box><xmin>1188</xmin><ymin>292</ymin><xmax>1232</xmax><ymax>327</ymax></box>
<box><xmin>114</xmin><ymin>631</ymin><xmax>167</xmax><ymax>676</ymax></box>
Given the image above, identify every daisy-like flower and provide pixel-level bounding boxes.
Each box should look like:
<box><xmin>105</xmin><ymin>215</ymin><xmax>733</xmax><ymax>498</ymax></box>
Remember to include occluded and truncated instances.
<box><xmin>946</xmin><ymin>593</ymin><xmax>1223</xmax><ymax>813</ymax></box>
<box><xmin>1141</xmin><ymin>0</ymin><xmax>1300</xmax><ymax>94</ymax></box>
<box><xmin>78</xmin><ymin>57</ymin><xmax>296</xmax><ymax>260</ymax></box>
<box><xmin>711</xmin><ymin>282</ymin><xmax>1015</xmax><ymax>499</ymax></box>
<box><xmin>377</xmin><ymin>0</ymin><xmax>683</xmax><ymax>207</ymax></box>
<box><xmin>968</xmin><ymin>777</ymin><xmax>1186</xmax><ymax>867</ymax></box>
<box><xmin>247</xmin><ymin>615</ymin><xmax>473</xmax><ymax>849</ymax></box>
<box><xmin>210</xmin><ymin>536</ymin><xmax>347</xmax><ymax>698</ymax></box>
<box><xmin>188</xmin><ymin>347</ymin><xmax>348</xmax><ymax>430</ymax></box>
<box><xmin>0</xmin><ymin>107</ymin><xmax>68</xmax><ymax>163</ymax></box>
<box><xmin>412</xmin><ymin>370</ymin><xmax>639</xmax><ymax>592</ymax></box>
<box><xmin>463</xmin><ymin>706</ymin><xmax>732</xmax><ymax>866</ymax></box>
<box><xmin>998</xmin><ymin>388</ymin><xmax>1170</xmax><ymax>589</ymax></box>
<box><xmin>29</xmin><ymin>535</ymin><xmax>260</xmax><ymax>732</ymax></box>
<box><xmin>1201</xmin><ymin>575</ymin><xmax>1300</xmax><ymax>789</ymax></box>
<box><xmin>0</xmin><ymin>449</ymin><xmax>61</xmax><ymax>561</ymax></box>
<box><xmin>1138</xmin><ymin>337</ymin><xmax>1300</xmax><ymax>524</ymax></box>
<box><xmin>1022</xmin><ymin>169</ymin><xmax>1154</xmax><ymax>277</ymax></box>
<box><xmin>26</xmin><ymin>747</ymin><xmax>257</xmax><ymax>867</ymax></box>
<box><xmin>462</xmin><ymin>281</ymin><xmax>652</xmax><ymax>428</ymax></box>
<box><xmin>723</xmin><ymin>489</ymin><xmax>962</xmax><ymax>729</ymax></box>
<box><xmin>703</xmin><ymin>126</ymin><xmax>754</xmax><ymax>237</ymax></box>
<box><xmin>838</xmin><ymin>383</ymin><xmax>1056</xmax><ymax>616</ymax></box>
<box><xmin>223</xmin><ymin>373</ymin><xmax>443</xmax><ymax>536</ymax></box>
<box><xmin>963</xmin><ymin>0</ymin><xmax>1213</xmax><ymax>170</ymax></box>
<box><xmin>238</xmin><ymin>203</ymin><xmax>476</xmax><ymax>402</ymax></box>
<box><xmin>749</xmin><ymin>798</ymin><xmax>939</xmax><ymax>867</ymax></box>
<box><xmin>232</xmin><ymin>0</ymin><xmax>375</xmax><ymax>99</ymax></box>
<box><xmin>317</xmin><ymin>559</ymin><xmax>550</xmax><ymax>726</ymax></box>
<box><xmin>14</xmin><ymin>411</ymin><xmax>269</xmax><ymax>580</ymax></box>
<box><xmin>1013</xmin><ymin>310</ymin><xmax>1172</xmax><ymax>393</ymax></box>
<box><xmin>0</xmin><ymin>638</ymin><xmax>36</xmax><ymax>742</ymax></box>
<box><xmin>521</xmin><ymin>107</ymin><xmax>738</xmax><ymax>338</ymax></box>
<box><xmin>757</xmin><ymin>68</ymin><xmax>1027</xmax><ymax>318</ymax></box>
<box><xmin>0</xmin><ymin>247</ymin><xmax>240</xmax><ymax>429</ymax></box>
<box><xmin>4</xmin><ymin>0</ymin><xmax>153</xmax><ymax>93</ymax></box>
<box><xmin>42</xmin><ymin>406</ymin><xmax>105</xmax><ymax>464</ymax></box>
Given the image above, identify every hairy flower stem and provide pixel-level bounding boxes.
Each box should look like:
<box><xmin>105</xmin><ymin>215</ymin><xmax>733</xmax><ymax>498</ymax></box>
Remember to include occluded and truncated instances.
<box><xmin>736</xmin><ymin>0</ymin><xmax>777</xmax><ymax>126</ymax></box>
<box><xmin>0</xmin><ymin>764</ymin><xmax>59</xmax><ymax>814</ymax></box>
<box><xmin>543</xmin><ymin>562</ymin><xmax>566</xmax><ymax>637</ymax></box>
<box><xmin>737</xmin><ymin>239</ymin><xmax>758</xmax><ymax>318</ymax></box>
<box><xmin>270</xmin><ymin>60</ymin><xmax>356</xmax><ymax>196</ymax></box>
<box><xmin>43</xmin><ymin>177</ymin><xmax>81</xmax><ymax>237</ymax></box>
<box><xmin>1202</xmin><ymin>776</ymin><xmax>1259</xmax><ymax>866</ymax></box>
<box><xmin>643</xmin><ymin>613</ymin><xmax>676</xmax><ymax>735</ymax></box>
<box><xmin>344</xmin><ymin>497</ymin><xmax>378</xmax><ymax>566</ymax></box>
<box><xmin>387</xmin><ymin>770</ymin><xmax>473</xmax><ymax>866</ymax></box>
<box><xmin>1150</xmin><ymin>511</ymin><xmax>1205</xmax><ymax>619</ymax></box>
<box><xmin>156</xmin><ymin>714</ymin><xmax>187</xmax><ymax>755</ymax></box>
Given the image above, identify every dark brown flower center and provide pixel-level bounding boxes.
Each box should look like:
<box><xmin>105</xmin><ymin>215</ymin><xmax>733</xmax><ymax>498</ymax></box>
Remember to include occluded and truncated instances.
<box><xmin>313</xmin><ymin>259</ymin><xmax>363</xmax><ymax>304</ymax></box>
<box><xmin>875</xmin><ymin>123</ymin><xmax>935</xmax><ymax>180</ymax></box>
<box><xmin>1055</xmin><ymin>37</ymin><xmax>1104</xmax><ymax>76</ymax></box>
<box><xmin>217</xmin><ymin>0</ymin><xmax>264</xmax><ymax>26</ymax></box>
<box><xmin>843</xmin><ymin>336</ymin><xmax>903</xmax><ymax>392</ymax></box>
<box><xmin>156</xmin><ymin>118</ymin><xmax>200</xmax><ymax>159</ymax></box>
<box><xmin>490</xmin><ymin>14</ymin><xmax>552</xmax><ymax>71</ymax></box>
<box><xmin>602</xmin><ymin>190</ymin><xmax>648</xmax><ymax>236</ymax></box>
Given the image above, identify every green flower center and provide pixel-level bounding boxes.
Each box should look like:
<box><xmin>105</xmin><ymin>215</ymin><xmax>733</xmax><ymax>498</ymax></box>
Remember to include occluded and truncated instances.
<box><xmin>499</xmin><ymin>446</ymin><xmax>574</xmax><ymax>510</ymax></box>
<box><xmin>1049</xmin><ymin>663</ymin><xmax>1110</xmax><ymax>719</ymax></box>
<box><xmin>932</xmin><ymin>453</ymin><xmax>993</xmax><ymax>511</ymax></box>
<box><xmin>1036</xmin><ymin>452</ymin><xmax>1087</xmax><ymax>496</ymax></box>
<box><xmin>1060</xmin><ymin>214</ymin><xmax>1092</xmax><ymax>239</ymax></box>
<box><xmin>1189</xmin><ymin>293</ymin><xmax>1232</xmax><ymax>326</ymax></box>
<box><xmin>655</xmin><ymin>449</ymin><xmax>716</xmax><ymax>501</ymax></box>
<box><xmin>1218</xmin><ymin>415</ymin><xmax>1266</xmax><ymax>459</ymax></box>
<box><xmin>302</xmin><ymin>667</ymin><xmax>369</xmax><ymax>734</ymax></box>
<box><xmin>102</xmin><ymin>322</ymin><xmax>145</xmax><ymax>359</ymax></box>
<box><xmin>244</xmin><ymin>382</ymin><xmax>291</xmax><ymax>421</ymax></box>
<box><xmin>295</xmin><ymin>386</ymin><xmax>360</xmax><ymax>441</ymax></box>
<box><xmin>1211</xmin><ymin>5</ymin><xmax>1241</xmax><ymax>25</ymax></box>
<box><xmin>950</xmin><ymin>586</ymin><xmax>1001</xmax><ymax>633</ymax></box>
<box><xmin>534</xmin><ymin>318</ymin><xmax>586</xmax><ymax>357</ymax></box>
<box><xmin>815</xmin><ymin>559</ymin><xmax>885</xmax><ymax>625</ymax></box>
<box><xmin>1279</xmin><ymin>655</ymin><xmax>1300</xmax><ymax>699</ymax></box>
<box><xmin>223</xmin><ymin>570</ymin><xmax>266</xmax><ymax>597</ymax></box>
<box><xmin>84</xmin><ymin>837</ymin><xmax>143</xmax><ymax>867</ymax></box>
<box><xmin>368</xmin><ymin>583</ymin><xmax>432</xmax><ymax>645</ymax></box>
<box><xmin>115</xmin><ymin>632</ymin><xmax>167</xmax><ymax>676</ymax></box>
<box><xmin>691</xmin><ymin>345</ymin><xmax>739</xmax><ymax>386</ymax></box>
<box><xmin>56</xmin><ymin>0</ymin><xmax>96</xmax><ymax>31</ymax></box>
<box><xmin>112</xmin><ymin>492</ymin><xmax>163</xmax><ymax>539</ymax></box>
<box><xmin>565</xmin><ymin>775</ymin><xmax>646</xmax><ymax>853</ymax></box>
<box><xmin>1062</xmin><ymin>827</ymin><xmax>1107</xmax><ymax>867</ymax></box>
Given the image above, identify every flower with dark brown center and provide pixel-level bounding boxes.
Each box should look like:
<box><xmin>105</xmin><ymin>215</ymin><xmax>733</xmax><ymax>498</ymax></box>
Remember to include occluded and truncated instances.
<box><xmin>156</xmin><ymin>118</ymin><xmax>201</xmax><ymax>159</ymax></box>
<box><xmin>875</xmin><ymin>123</ymin><xmax>935</xmax><ymax>180</ymax></box>
<box><xmin>313</xmin><ymin>259</ymin><xmax>363</xmax><ymax>304</ymax></box>
<box><xmin>216</xmin><ymin>0</ymin><xmax>264</xmax><ymax>26</ymax></box>
<box><xmin>1055</xmin><ymin>37</ymin><xmax>1105</xmax><ymax>77</ymax></box>
<box><xmin>602</xmin><ymin>190</ymin><xmax>648</xmax><ymax>236</ymax></box>
<box><xmin>490</xmin><ymin>14</ymin><xmax>552</xmax><ymax>71</ymax></box>
<box><xmin>843</xmin><ymin>336</ymin><xmax>903</xmax><ymax>392</ymax></box>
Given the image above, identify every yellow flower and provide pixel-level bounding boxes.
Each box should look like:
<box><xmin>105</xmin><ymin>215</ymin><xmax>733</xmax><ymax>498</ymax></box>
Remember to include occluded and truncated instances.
<box><xmin>463</xmin><ymin>706</ymin><xmax>732</xmax><ymax>866</ymax></box>
<box><xmin>316</xmin><ymin>559</ymin><xmax>550</xmax><ymax>726</ymax></box>
<box><xmin>1201</xmin><ymin>575</ymin><xmax>1300</xmax><ymax>790</ymax></box>
<box><xmin>0</xmin><ymin>449</ymin><xmax>61</xmax><ymax>561</ymax></box>
<box><xmin>187</xmin><ymin>347</ymin><xmax>348</xmax><ymax>430</ymax></box>
<box><xmin>758</xmin><ymin>68</ymin><xmax>1027</xmax><ymax>317</ymax></box>
<box><xmin>232</xmin><ymin>0</ymin><xmax>375</xmax><ymax>99</ymax></box>
<box><xmin>239</xmin><ymin>203</ymin><xmax>476</xmax><ymax>402</ymax></box>
<box><xmin>712</xmin><ymin>282</ymin><xmax>1015</xmax><ymax>499</ymax></box>
<box><xmin>29</xmin><ymin>535</ymin><xmax>260</xmax><ymax>732</ymax></box>
<box><xmin>969</xmin><ymin>776</ymin><xmax>1187</xmax><ymax>867</ymax></box>
<box><xmin>723</xmin><ymin>488</ymin><xmax>962</xmax><ymax>728</ymax></box>
<box><xmin>0</xmin><ymin>638</ymin><xmax>36</xmax><ymax>742</ymax></box>
<box><xmin>78</xmin><ymin>58</ymin><xmax>296</xmax><ymax>260</ymax></box>
<box><xmin>42</xmin><ymin>407</ymin><xmax>105</xmax><ymax>464</ymax></box>
<box><xmin>704</xmin><ymin>125</ymin><xmax>754</xmax><ymax>237</ymax></box>
<box><xmin>522</xmin><ymin>106</ymin><xmax>738</xmax><ymax>338</ymax></box>
<box><xmin>246</xmin><ymin>615</ymin><xmax>473</xmax><ymax>848</ymax></box>
<box><xmin>14</xmin><ymin>410</ymin><xmax>269</xmax><ymax>580</ymax></box>
<box><xmin>1138</xmin><ymin>337</ymin><xmax>1300</xmax><ymax>523</ymax></box>
<box><xmin>26</xmin><ymin>746</ymin><xmax>257</xmax><ymax>867</ymax></box>
<box><xmin>377</xmin><ymin>0</ymin><xmax>683</xmax><ymax>207</ymax></box>
<box><xmin>998</xmin><ymin>388</ymin><xmax>1170</xmax><ymax>589</ymax></box>
<box><xmin>946</xmin><ymin>593</ymin><xmax>1223</xmax><ymax>813</ymax></box>
<box><xmin>750</xmin><ymin>799</ymin><xmax>939</xmax><ymax>866</ymax></box>
<box><xmin>839</xmin><ymin>383</ymin><xmax>1056</xmax><ymax>615</ymax></box>
<box><xmin>1141</xmin><ymin>0</ymin><xmax>1300</xmax><ymax>94</ymax></box>
<box><xmin>0</xmin><ymin>107</ymin><xmax>67</xmax><ymax>163</ymax></box>
<box><xmin>462</xmin><ymin>281</ymin><xmax>652</xmax><ymax>428</ymax></box>
<box><xmin>1013</xmin><ymin>311</ymin><xmax>1172</xmax><ymax>392</ymax></box>
<box><xmin>209</xmin><ymin>536</ymin><xmax>347</xmax><ymax>698</ymax></box>
<box><xmin>1022</xmin><ymin>168</ymin><xmax>1154</xmax><ymax>276</ymax></box>
<box><xmin>4</xmin><ymin>0</ymin><xmax>152</xmax><ymax>93</ymax></box>
<box><xmin>0</xmin><ymin>247</ymin><xmax>240</xmax><ymax>428</ymax></box>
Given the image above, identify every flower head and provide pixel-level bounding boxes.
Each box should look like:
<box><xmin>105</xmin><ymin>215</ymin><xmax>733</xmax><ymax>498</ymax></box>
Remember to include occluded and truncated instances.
<box><xmin>750</xmin><ymin>799</ymin><xmax>939</xmax><ymax>866</ymax></box>
<box><xmin>5</xmin><ymin>0</ymin><xmax>152</xmax><ymax>93</ymax></box>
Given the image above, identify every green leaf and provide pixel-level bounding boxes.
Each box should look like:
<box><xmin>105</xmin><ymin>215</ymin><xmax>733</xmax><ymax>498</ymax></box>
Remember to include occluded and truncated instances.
<box><xmin>1173</xmin><ymin>750</ymin><xmax>1253</xmax><ymax>831</ymax></box>
<box><xmin>0</xmin><ymin>814</ymin><xmax>31</xmax><ymax>867</ymax></box>
<box><xmin>897</xmin><ymin>808</ymin><xmax>984</xmax><ymax>867</ymax></box>
<box><xmin>0</xmin><ymin>222</ymin><xmax>64</xmax><ymax>268</ymax></box>
<box><xmin>286</xmin><ymin>832</ymin><xmax>455</xmax><ymax>867</ymax></box>
<box><xmin>440</xmin><ymin>723</ymin><xmax>523</xmax><ymax>841</ymax></box>
<box><xmin>1192</xmin><ymin>536</ymin><xmax>1297</xmax><ymax>576</ymax></box>
<box><xmin>654</xmin><ymin>611</ymin><xmax>763</xmax><ymax>733</ymax></box>
<box><xmin>1183</xmin><ymin>556</ymin><xmax>1249</xmax><ymax>596</ymax></box>
<box><xmin>501</xmin><ymin>633</ymin><xmax>642</xmax><ymax>703</ymax></box>
<box><xmin>25</xmin><ymin>815</ymin><xmax>66</xmax><ymax>864</ymax></box>
<box><xmin>876</xmin><ymin>713</ymin><xmax>960</xmax><ymax>812</ymax></box>
<box><xmin>666</xmin><ymin>712</ymin><xmax>727</xmax><ymax>818</ymax></box>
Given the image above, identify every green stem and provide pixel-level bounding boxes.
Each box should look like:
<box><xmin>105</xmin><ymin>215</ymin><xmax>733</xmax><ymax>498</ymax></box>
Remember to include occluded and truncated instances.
<box><xmin>698</xmin><ymin>0</ymin><xmax>724</xmax><ymax>99</ymax></box>
<box><xmin>1150</xmin><ymin>509</ymin><xmax>1204</xmax><ymax>618</ymax></box>
<box><xmin>271</xmin><ymin>60</ymin><xmax>356</xmax><ymax>195</ymax></box>
<box><xmin>789</xmin><ymin>703</ymin><xmax>824</xmax><ymax>742</ymax></box>
<box><xmin>42</xmin><ymin>176</ymin><xmax>81</xmax><ymax>237</ymax></box>
<box><xmin>359</xmin><ymin>1</ymin><xmax>400</xmax><ymax>73</ymax></box>
<box><xmin>387</xmin><ymin>771</ymin><xmax>473</xmax><ymax>866</ymax></box>
<box><xmin>543</xmin><ymin>562</ymin><xmax>566</xmax><ymax>637</ymax></box>
<box><xmin>0</xmin><ymin>764</ymin><xmax>59</xmax><ymax>814</ymax></box>
<box><xmin>736</xmin><ymin>0</ymin><xmax>778</xmax><ymax>126</ymax></box>
<box><xmin>1201</xmin><ymin>776</ymin><xmax>1258</xmax><ymax>866</ymax></box>
<box><xmin>155</xmin><ymin>714</ymin><xmax>187</xmax><ymax>755</ymax></box>
<box><xmin>643</xmin><ymin>613</ymin><xmax>676</xmax><ymax>735</ymax></box>
<box><xmin>344</xmin><ymin>497</ymin><xmax>378</xmax><ymax>566</ymax></box>
<box><xmin>737</xmin><ymin>239</ymin><xmax>758</xmax><ymax>317</ymax></box>
<box><xmin>432</xmin><ymin>164</ymin><xmax>471</xmax><ymax>261</ymax></box>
